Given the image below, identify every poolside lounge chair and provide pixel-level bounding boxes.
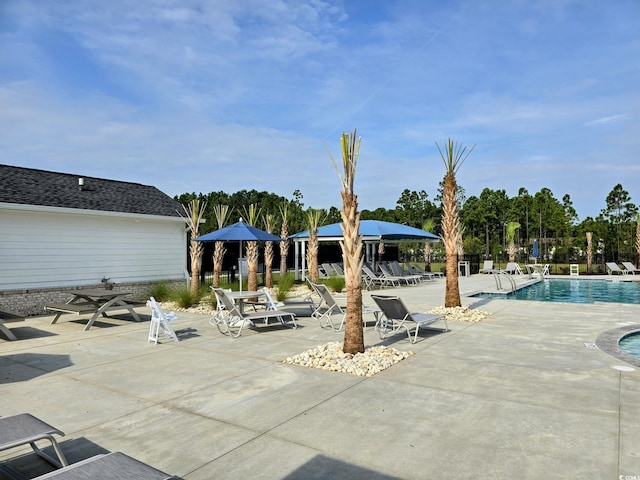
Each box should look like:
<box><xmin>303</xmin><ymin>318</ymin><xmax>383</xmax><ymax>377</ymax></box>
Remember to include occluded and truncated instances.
<box><xmin>211</xmin><ymin>288</ymin><xmax>296</xmax><ymax>337</ymax></box>
<box><xmin>406</xmin><ymin>264</ymin><xmax>436</xmax><ymax>280</ymax></box>
<box><xmin>362</xmin><ymin>265</ymin><xmax>396</xmax><ymax>289</ymax></box>
<box><xmin>379</xmin><ymin>264</ymin><xmax>420</xmax><ymax>285</ymax></box>
<box><xmin>32</xmin><ymin>452</ymin><xmax>176</xmax><ymax>479</ymax></box>
<box><xmin>606</xmin><ymin>262</ymin><xmax>627</xmax><ymax>275</ymax></box>
<box><xmin>147</xmin><ymin>297</ymin><xmax>179</xmax><ymax>344</ymax></box>
<box><xmin>262</xmin><ymin>287</ymin><xmax>316</xmax><ymax>315</ymax></box>
<box><xmin>0</xmin><ymin>413</ymin><xmax>68</xmax><ymax>477</ymax></box>
<box><xmin>389</xmin><ymin>261</ymin><xmax>425</xmax><ymax>282</ymax></box>
<box><xmin>480</xmin><ymin>260</ymin><xmax>494</xmax><ymax>274</ymax></box>
<box><xmin>371</xmin><ymin>295</ymin><xmax>448</xmax><ymax>343</ymax></box>
<box><xmin>331</xmin><ymin>263</ymin><xmax>345</xmax><ymax>275</ymax></box>
<box><xmin>621</xmin><ymin>262</ymin><xmax>640</xmax><ymax>275</ymax></box>
<box><xmin>504</xmin><ymin>262</ymin><xmax>524</xmax><ymax>275</ymax></box>
<box><xmin>308</xmin><ymin>281</ymin><xmax>380</xmax><ymax>331</ymax></box>
<box><xmin>409</xmin><ymin>263</ymin><xmax>443</xmax><ymax>279</ymax></box>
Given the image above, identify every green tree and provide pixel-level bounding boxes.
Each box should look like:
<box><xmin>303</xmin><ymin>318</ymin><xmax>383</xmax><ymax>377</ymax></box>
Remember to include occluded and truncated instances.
<box><xmin>395</xmin><ymin>189</ymin><xmax>437</xmax><ymax>228</ymax></box>
<box><xmin>602</xmin><ymin>184</ymin><xmax>638</xmax><ymax>259</ymax></box>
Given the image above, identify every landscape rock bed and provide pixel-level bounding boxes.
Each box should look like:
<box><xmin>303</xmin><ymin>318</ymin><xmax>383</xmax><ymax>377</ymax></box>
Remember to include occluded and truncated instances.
<box><xmin>283</xmin><ymin>341</ymin><xmax>413</xmax><ymax>377</ymax></box>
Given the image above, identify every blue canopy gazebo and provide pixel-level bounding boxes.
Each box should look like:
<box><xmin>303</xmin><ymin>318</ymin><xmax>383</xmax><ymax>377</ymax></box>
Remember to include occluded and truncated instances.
<box><xmin>289</xmin><ymin>220</ymin><xmax>440</xmax><ymax>280</ymax></box>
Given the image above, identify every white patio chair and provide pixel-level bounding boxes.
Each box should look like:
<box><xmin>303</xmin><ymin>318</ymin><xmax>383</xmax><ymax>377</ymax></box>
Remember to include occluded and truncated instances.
<box><xmin>480</xmin><ymin>260</ymin><xmax>494</xmax><ymax>273</ymax></box>
<box><xmin>621</xmin><ymin>262</ymin><xmax>640</xmax><ymax>275</ymax></box>
<box><xmin>147</xmin><ymin>297</ymin><xmax>179</xmax><ymax>344</ymax></box>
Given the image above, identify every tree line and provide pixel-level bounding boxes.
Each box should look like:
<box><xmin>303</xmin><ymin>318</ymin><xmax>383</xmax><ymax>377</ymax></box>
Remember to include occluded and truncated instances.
<box><xmin>175</xmin><ymin>182</ymin><xmax>639</xmax><ymax>266</ymax></box>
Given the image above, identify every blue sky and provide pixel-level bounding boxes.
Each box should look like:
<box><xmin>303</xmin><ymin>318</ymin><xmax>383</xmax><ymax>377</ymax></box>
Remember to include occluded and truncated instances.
<box><xmin>1</xmin><ymin>0</ymin><xmax>639</xmax><ymax>221</ymax></box>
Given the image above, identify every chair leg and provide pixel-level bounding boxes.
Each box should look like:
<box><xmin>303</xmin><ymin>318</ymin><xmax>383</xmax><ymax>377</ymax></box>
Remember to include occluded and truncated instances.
<box><xmin>30</xmin><ymin>436</ymin><xmax>69</xmax><ymax>468</ymax></box>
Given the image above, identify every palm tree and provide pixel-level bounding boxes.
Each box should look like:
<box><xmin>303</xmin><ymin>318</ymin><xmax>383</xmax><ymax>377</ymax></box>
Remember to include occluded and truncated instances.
<box><xmin>263</xmin><ymin>213</ymin><xmax>276</xmax><ymax>288</ymax></box>
<box><xmin>181</xmin><ymin>199</ymin><xmax>207</xmax><ymax>296</ymax></box>
<box><xmin>305</xmin><ymin>208</ymin><xmax>324</xmax><ymax>282</ymax></box>
<box><xmin>635</xmin><ymin>215</ymin><xmax>640</xmax><ymax>268</ymax></box>
<box><xmin>436</xmin><ymin>138</ymin><xmax>475</xmax><ymax>308</ymax></box>
<box><xmin>327</xmin><ymin>129</ymin><xmax>364</xmax><ymax>355</ymax></box>
<box><xmin>422</xmin><ymin>218</ymin><xmax>436</xmax><ymax>272</ymax></box>
<box><xmin>240</xmin><ymin>204</ymin><xmax>261</xmax><ymax>293</ymax></box>
<box><xmin>505</xmin><ymin>222</ymin><xmax>520</xmax><ymax>262</ymax></box>
<box><xmin>586</xmin><ymin>231</ymin><xmax>593</xmax><ymax>274</ymax></box>
<box><xmin>456</xmin><ymin>220</ymin><xmax>465</xmax><ymax>258</ymax></box>
<box><xmin>279</xmin><ymin>203</ymin><xmax>290</xmax><ymax>275</ymax></box>
<box><xmin>212</xmin><ymin>204</ymin><xmax>230</xmax><ymax>288</ymax></box>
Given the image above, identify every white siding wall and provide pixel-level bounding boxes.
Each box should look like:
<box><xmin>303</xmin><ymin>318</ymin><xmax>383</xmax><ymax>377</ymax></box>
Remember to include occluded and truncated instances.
<box><xmin>1</xmin><ymin>205</ymin><xmax>187</xmax><ymax>290</ymax></box>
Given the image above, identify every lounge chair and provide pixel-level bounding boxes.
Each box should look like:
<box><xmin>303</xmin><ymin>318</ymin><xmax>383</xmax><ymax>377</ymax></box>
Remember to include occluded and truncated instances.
<box><xmin>389</xmin><ymin>261</ymin><xmax>425</xmax><ymax>283</ymax></box>
<box><xmin>308</xmin><ymin>281</ymin><xmax>380</xmax><ymax>331</ymax></box>
<box><xmin>362</xmin><ymin>265</ymin><xmax>399</xmax><ymax>288</ymax></box>
<box><xmin>32</xmin><ymin>451</ymin><xmax>176</xmax><ymax>479</ymax></box>
<box><xmin>480</xmin><ymin>260</ymin><xmax>494</xmax><ymax>274</ymax></box>
<box><xmin>371</xmin><ymin>295</ymin><xmax>448</xmax><ymax>343</ymax></box>
<box><xmin>504</xmin><ymin>262</ymin><xmax>524</xmax><ymax>275</ymax></box>
<box><xmin>406</xmin><ymin>264</ymin><xmax>436</xmax><ymax>280</ymax></box>
<box><xmin>261</xmin><ymin>287</ymin><xmax>315</xmax><ymax>315</ymax></box>
<box><xmin>0</xmin><ymin>309</ymin><xmax>24</xmax><ymax>341</ymax></box>
<box><xmin>331</xmin><ymin>263</ymin><xmax>345</xmax><ymax>275</ymax></box>
<box><xmin>211</xmin><ymin>288</ymin><xmax>296</xmax><ymax>337</ymax></box>
<box><xmin>0</xmin><ymin>413</ymin><xmax>68</xmax><ymax>476</ymax></box>
<box><xmin>320</xmin><ymin>263</ymin><xmax>336</xmax><ymax>277</ymax></box>
<box><xmin>409</xmin><ymin>263</ymin><xmax>443</xmax><ymax>279</ymax></box>
<box><xmin>379</xmin><ymin>264</ymin><xmax>420</xmax><ymax>285</ymax></box>
<box><xmin>606</xmin><ymin>262</ymin><xmax>627</xmax><ymax>275</ymax></box>
<box><xmin>621</xmin><ymin>262</ymin><xmax>640</xmax><ymax>275</ymax></box>
<box><xmin>147</xmin><ymin>297</ymin><xmax>179</xmax><ymax>344</ymax></box>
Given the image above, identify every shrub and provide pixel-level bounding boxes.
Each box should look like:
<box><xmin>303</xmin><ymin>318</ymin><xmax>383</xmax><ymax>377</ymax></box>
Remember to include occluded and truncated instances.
<box><xmin>150</xmin><ymin>281</ymin><xmax>171</xmax><ymax>302</ymax></box>
<box><xmin>172</xmin><ymin>287</ymin><xmax>198</xmax><ymax>308</ymax></box>
<box><xmin>276</xmin><ymin>273</ymin><xmax>295</xmax><ymax>301</ymax></box>
<box><xmin>324</xmin><ymin>275</ymin><xmax>345</xmax><ymax>293</ymax></box>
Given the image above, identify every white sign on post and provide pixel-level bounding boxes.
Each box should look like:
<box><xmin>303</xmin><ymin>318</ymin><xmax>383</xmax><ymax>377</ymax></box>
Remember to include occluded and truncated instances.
<box><xmin>238</xmin><ymin>258</ymin><xmax>248</xmax><ymax>292</ymax></box>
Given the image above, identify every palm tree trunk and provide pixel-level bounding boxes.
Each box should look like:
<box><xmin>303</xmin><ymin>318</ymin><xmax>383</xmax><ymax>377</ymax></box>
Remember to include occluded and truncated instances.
<box><xmin>586</xmin><ymin>232</ymin><xmax>593</xmax><ymax>274</ymax></box>
<box><xmin>280</xmin><ymin>221</ymin><xmax>289</xmax><ymax>275</ymax></box>
<box><xmin>341</xmin><ymin>190</ymin><xmax>364</xmax><ymax>354</ymax></box>
<box><xmin>635</xmin><ymin>221</ymin><xmax>640</xmax><ymax>268</ymax></box>
<box><xmin>190</xmin><ymin>239</ymin><xmax>203</xmax><ymax>296</ymax></box>
<box><xmin>442</xmin><ymin>171</ymin><xmax>461</xmax><ymax>307</ymax></box>
<box><xmin>265</xmin><ymin>241</ymin><xmax>274</xmax><ymax>288</ymax></box>
<box><xmin>307</xmin><ymin>232</ymin><xmax>319</xmax><ymax>282</ymax></box>
<box><xmin>213</xmin><ymin>241</ymin><xmax>225</xmax><ymax>287</ymax></box>
<box><xmin>246</xmin><ymin>241</ymin><xmax>258</xmax><ymax>293</ymax></box>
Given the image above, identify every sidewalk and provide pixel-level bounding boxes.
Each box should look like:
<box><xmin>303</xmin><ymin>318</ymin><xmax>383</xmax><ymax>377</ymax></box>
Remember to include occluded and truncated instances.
<box><xmin>1</xmin><ymin>275</ymin><xmax>639</xmax><ymax>479</ymax></box>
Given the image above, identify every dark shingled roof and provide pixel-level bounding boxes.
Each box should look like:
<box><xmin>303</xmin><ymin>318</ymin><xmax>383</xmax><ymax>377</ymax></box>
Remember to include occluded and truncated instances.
<box><xmin>0</xmin><ymin>164</ymin><xmax>182</xmax><ymax>217</ymax></box>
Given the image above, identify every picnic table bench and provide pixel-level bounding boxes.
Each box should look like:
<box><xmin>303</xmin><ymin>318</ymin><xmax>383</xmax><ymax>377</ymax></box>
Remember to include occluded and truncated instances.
<box><xmin>0</xmin><ymin>309</ymin><xmax>24</xmax><ymax>341</ymax></box>
<box><xmin>45</xmin><ymin>289</ymin><xmax>145</xmax><ymax>331</ymax></box>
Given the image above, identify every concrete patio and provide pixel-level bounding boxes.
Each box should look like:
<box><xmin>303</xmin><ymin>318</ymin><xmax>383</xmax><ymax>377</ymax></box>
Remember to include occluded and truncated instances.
<box><xmin>1</xmin><ymin>274</ymin><xmax>639</xmax><ymax>479</ymax></box>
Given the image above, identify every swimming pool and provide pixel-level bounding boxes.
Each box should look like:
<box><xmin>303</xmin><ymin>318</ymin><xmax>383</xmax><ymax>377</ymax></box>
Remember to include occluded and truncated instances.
<box><xmin>620</xmin><ymin>332</ymin><xmax>640</xmax><ymax>360</ymax></box>
<box><xmin>473</xmin><ymin>278</ymin><xmax>640</xmax><ymax>304</ymax></box>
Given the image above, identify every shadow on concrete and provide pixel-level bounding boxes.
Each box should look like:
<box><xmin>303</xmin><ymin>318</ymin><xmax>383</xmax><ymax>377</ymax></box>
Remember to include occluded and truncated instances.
<box><xmin>282</xmin><ymin>454</ymin><xmax>401</xmax><ymax>480</ymax></box>
<box><xmin>0</xmin><ymin>353</ymin><xmax>73</xmax><ymax>384</ymax></box>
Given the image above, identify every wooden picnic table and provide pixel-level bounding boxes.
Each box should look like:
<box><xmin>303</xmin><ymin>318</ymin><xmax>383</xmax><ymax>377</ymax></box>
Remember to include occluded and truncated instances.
<box><xmin>45</xmin><ymin>289</ymin><xmax>144</xmax><ymax>331</ymax></box>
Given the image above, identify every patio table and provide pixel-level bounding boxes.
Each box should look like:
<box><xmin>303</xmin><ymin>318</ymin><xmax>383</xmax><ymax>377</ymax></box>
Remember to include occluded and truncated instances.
<box><xmin>45</xmin><ymin>288</ymin><xmax>143</xmax><ymax>331</ymax></box>
<box><xmin>226</xmin><ymin>290</ymin><xmax>267</xmax><ymax>314</ymax></box>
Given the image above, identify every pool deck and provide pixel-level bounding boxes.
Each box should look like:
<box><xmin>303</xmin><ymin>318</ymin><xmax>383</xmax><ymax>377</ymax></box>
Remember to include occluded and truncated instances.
<box><xmin>1</xmin><ymin>274</ymin><xmax>639</xmax><ymax>479</ymax></box>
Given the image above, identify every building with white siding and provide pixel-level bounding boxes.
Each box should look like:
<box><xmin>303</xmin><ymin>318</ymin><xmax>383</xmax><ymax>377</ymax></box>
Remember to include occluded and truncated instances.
<box><xmin>0</xmin><ymin>165</ymin><xmax>188</xmax><ymax>315</ymax></box>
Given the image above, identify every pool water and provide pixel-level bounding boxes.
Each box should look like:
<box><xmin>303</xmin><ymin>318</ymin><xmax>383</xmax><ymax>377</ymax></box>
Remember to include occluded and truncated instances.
<box><xmin>620</xmin><ymin>332</ymin><xmax>640</xmax><ymax>359</ymax></box>
<box><xmin>474</xmin><ymin>278</ymin><xmax>640</xmax><ymax>304</ymax></box>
